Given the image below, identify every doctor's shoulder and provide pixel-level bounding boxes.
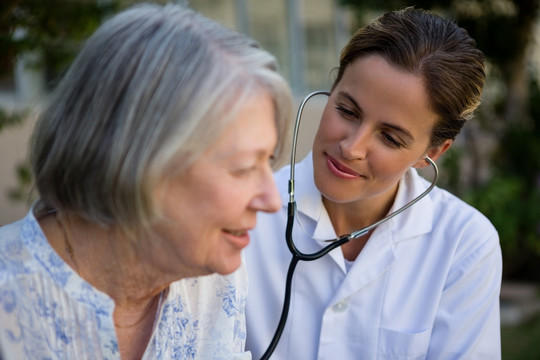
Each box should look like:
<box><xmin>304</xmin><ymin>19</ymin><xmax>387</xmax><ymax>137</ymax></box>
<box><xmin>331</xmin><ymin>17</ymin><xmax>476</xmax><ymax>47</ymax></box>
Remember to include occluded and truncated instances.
<box><xmin>429</xmin><ymin>185</ymin><xmax>500</xmax><ymax>253</ymax></box>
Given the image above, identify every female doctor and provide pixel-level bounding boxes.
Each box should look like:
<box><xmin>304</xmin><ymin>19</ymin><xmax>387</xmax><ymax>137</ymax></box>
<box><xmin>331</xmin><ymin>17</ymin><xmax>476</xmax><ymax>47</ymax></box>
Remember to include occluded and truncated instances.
<box><xmin>245</xmin><ymin>7</ymin><xmax>502</xmax><ymax>359</ymax></box>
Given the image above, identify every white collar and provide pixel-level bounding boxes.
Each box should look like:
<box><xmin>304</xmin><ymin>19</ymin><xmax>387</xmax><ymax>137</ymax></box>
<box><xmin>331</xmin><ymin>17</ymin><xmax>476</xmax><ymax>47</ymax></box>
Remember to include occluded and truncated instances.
<box><xmin>285</xmin><ymin>153</ymin><xmax>435</xmax><ymax>242</ymax></box>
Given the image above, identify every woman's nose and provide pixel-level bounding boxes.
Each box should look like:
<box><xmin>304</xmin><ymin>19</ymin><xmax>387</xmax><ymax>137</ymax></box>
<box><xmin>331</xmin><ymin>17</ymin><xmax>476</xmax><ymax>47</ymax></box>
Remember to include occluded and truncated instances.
<box><xmin>251</xmin><ymin>168</ymin><xmax>282</xmax><ymax>213</ymax></box>
<box><xmin>340</xmin><ymin>126</ymin><xmax>369</xmax><ymax>160</ymax></box>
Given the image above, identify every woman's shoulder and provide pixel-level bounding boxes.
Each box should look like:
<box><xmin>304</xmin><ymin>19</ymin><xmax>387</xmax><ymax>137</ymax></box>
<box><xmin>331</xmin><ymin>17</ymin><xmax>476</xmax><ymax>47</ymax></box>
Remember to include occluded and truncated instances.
<box><xmin>0</xmin><ymin>214</ymin><xmax>34</xmax><ymax>282</ymax></box>
<box><xmin>406</xmin><ymin>169</ymin><xmax>498</xmax><ymax>251</ymax></box>
<box><xmin>404</xmin><ymin>169</ymin><xmax>497</xmax><ymax>239</ymax></box>
<box><xmin>0</xmin><ymin>214</ymin><xmax>26</xmax><ymax>240</ymax></box>
<box><xmin>431</xmin><ymin>184</ymin><xmax>496</xmax><ymax>233</ymax></box>
<box><xmin>426</xmin><ymin>183</ymin><xmax>500</xmax><ymax>267</ymax></box>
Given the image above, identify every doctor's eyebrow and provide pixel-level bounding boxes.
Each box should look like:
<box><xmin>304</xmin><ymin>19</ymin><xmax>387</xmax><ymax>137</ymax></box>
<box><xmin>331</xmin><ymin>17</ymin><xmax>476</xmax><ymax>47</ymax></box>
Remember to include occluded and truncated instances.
<box><xmin>336</xmin><ymin>91</ymin><xmax>363</xmax><ymax>117</ymax></box>
<box><xmin>336</xmin><ymin>90</ymin><xmax>415</xmax><ymax>142</ymax></box>
<box><xmin>382</xmin><ymin>123</ymin><xmax>415</xmax><ymax>142</ymax></box>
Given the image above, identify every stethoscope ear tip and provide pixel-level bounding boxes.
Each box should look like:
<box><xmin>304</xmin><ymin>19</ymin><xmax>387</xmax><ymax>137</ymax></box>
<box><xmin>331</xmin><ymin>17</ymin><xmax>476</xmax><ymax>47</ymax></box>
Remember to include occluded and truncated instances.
<box><xmin>424</xmin><ymin>156</ymin><xmax>434</xmax><ymax>165</ymax></box>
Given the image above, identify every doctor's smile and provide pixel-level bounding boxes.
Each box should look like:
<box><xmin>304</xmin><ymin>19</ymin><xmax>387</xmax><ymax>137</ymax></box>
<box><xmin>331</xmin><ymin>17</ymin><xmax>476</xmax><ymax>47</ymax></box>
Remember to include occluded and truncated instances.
<box><xmin>326</xmin><ymin>154</ymin><xmax>362</xmax><ymax>179</ymax></box>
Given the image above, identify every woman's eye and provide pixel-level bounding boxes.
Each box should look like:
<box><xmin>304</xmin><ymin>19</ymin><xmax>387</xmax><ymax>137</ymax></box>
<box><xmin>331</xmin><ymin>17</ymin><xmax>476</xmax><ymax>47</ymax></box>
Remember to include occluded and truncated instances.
<box><xmin>383</xmin><ymin>132</ymin><xmax>403</xmax><ymax>148</ymax></box>
<box><xmin>335</xmin><ymin>106</ymin><xmax>356</xmax><ymax>118</ymax></box>
<box><xmin>233</xmin><ymin>154</ymin><xmax>275</xmax><ymax>177</ymax></box>
<box><xmin>233</xmin><ymin>165</ymin><xmax>256</xmax><ymax>176</ymax></box>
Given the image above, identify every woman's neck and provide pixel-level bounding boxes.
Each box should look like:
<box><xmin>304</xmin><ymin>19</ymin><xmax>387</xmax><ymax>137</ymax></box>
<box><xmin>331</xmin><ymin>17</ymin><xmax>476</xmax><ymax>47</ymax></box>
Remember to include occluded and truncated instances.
<box><xmin>42</xmin><ymin>211</ymin><xmax>167</xmax><ymax>304</ymax></box>
<box><xmin>323</xmin><ymin>186</ymin><xmax>398</xmax><ymax>236</ymax></box>
<box><xmin>323</xmin><ymin>183</ymin><xmax>399</xmax><ymax>261</ymax></box>
<box><xmin>40</xmin><ymin>211</ymin><xmax>170</xmax><ymax>359</ymax></box>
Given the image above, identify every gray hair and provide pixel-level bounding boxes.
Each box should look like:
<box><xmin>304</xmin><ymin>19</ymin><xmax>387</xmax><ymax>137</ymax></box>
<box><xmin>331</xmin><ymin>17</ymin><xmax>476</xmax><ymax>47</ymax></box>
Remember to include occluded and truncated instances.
<box><xmin>31</xmin><ymin>3</ymin><xmax>292</xmax><ymax>230</ymax></box>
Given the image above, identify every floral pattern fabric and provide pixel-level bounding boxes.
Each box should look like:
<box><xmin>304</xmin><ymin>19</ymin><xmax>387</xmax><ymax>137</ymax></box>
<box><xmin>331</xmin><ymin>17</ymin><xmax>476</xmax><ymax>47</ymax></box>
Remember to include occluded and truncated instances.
<box><xmin>0</xmin><ymin>210</ymin><xmax>250</xmax><ymax>359</ymax></box>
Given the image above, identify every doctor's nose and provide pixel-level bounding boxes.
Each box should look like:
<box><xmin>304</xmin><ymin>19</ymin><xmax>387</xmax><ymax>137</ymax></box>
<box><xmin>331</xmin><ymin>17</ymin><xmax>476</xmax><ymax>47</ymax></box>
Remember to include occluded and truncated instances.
<box><xmin>340</xmin><ymin>127</ymin><xmax>369</xmax><ymax>160</ymax></box>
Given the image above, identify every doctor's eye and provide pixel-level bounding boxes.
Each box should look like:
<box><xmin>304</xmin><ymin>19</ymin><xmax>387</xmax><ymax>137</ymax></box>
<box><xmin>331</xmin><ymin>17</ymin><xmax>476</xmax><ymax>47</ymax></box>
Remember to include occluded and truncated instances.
<box><xmin>335</xmin><ymin>106</ymin><xmax>357</xmax><ymax>119</ymax></box>
<box><xmin>382</xmin><ymin>132</ymin><xmax>403</xmax><ymax>148</ymax></box>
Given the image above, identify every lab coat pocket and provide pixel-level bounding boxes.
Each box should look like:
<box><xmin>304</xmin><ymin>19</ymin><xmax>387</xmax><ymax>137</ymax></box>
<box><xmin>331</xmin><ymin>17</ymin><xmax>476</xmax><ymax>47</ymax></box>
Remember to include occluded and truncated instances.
<box><xmin>377</xmin><ymin>327</ymin><xmax>432</xmax><ymax>360</ymax></box>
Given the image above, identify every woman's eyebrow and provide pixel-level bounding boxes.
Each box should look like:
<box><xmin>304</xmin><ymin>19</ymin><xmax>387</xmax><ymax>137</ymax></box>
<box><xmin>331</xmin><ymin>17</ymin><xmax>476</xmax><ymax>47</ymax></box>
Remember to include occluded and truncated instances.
<box><xmin>337</xmin><ymin>90</ymin><xmax>415</xmax><ymax>142</ymax></box>
<box><xmin>382</xmin><ymin>122</ymin><xmax>415</xmax><ymax>142</ymax></box>
<box><xmin>337</xmin><ymin>91</ymin><xmax>362</xmax><ymax>112</ymax></box>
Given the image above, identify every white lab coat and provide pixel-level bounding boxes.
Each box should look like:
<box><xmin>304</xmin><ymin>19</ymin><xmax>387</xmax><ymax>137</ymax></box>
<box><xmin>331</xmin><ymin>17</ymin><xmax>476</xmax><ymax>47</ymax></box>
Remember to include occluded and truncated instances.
<box><xmin>245</xmin><ymin>154</ymin><xmax>502</xmax><ymax>360</ymax></box>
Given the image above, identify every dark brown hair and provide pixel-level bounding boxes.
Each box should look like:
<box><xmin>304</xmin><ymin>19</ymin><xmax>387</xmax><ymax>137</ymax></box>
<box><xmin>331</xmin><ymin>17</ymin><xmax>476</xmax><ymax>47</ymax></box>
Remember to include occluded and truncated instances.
<box><xmin>333</xmin><ymin>7</ymin><xmax>485</xmax><ymax>147</ymax></box>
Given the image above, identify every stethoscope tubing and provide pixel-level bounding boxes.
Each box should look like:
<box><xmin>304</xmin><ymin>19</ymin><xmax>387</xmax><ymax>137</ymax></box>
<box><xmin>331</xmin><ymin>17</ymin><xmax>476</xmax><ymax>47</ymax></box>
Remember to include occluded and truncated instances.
<box><xmin>259</xmin><ymin>202</ymin><xmax>350</xmax><ymax>360</ymax></box>
<box><xmin>288</xmin><ymin>91</ymin><xmax>330</xmax><ymax>203</ymax></box>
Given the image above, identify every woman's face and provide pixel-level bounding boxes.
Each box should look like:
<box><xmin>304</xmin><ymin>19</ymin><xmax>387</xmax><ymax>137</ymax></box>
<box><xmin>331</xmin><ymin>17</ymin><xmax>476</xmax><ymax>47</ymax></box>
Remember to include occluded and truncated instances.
<box><xmin>313</xmin><ymin>55</ymin><xmax>450</xmax><ymax>207</ymax></box>
<box><xmin>152</xmin><ymin>92</ymin><xmax>281</xmax><ymax>277</ymax></box>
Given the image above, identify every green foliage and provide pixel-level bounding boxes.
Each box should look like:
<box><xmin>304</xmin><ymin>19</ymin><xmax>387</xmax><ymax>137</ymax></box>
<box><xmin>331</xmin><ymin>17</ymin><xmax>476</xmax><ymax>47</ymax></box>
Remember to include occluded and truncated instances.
<box><xmin>457</xmin><ymin>1</ymin><xmax>539</xmax><ymax>66</ymax></box>
<box><xmin>465</xmin><ymin>176</ymin><xmax>540</xmax><ymax>259</ymax></box>
<box><xmin>0</xmin><ymin>0</ymin><xmax>120</xmax><ymax>209</ymax></box>
<box><xmin>1</xmin><ymin>0</ymin><xmax>120</xmax><ymax>82</ymax></box>
<box><xmin>0</xmin><ymin>108</ymin><xmax>27</xmax><ymax>132</ymax></box>
<box><xmin>502</xmin><ymin>312</ymin><xmax>540</xmax><ymax>359</ymax></box>
<box><xmin>464</xmin><ymin>78</ymin><xmax>540</xmax><ymax>279</ymax></box>
<box><xmin>7</xmin><ymin>161</ymin><xmax>35</xmax><ymax>204</ymax></box>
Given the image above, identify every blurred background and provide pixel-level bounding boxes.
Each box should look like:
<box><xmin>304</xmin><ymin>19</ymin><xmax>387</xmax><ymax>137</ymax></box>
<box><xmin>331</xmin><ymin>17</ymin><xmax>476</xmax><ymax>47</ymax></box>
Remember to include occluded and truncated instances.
<box><xmin>1</xmin><ymin>0</ymin><xmax>539</xmax><ymax>357</ymax></box>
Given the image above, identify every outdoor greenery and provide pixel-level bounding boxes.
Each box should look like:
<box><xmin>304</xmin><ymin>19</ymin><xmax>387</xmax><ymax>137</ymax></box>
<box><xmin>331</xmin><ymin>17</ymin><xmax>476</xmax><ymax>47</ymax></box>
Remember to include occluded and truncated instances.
<box><xmin>502</xmin><ymin>313</ymin><xmax>540</xmax><ymax>359</ymax></box>
<box><xmin>466</xmin><ymin>79</ymin><xmax>540</xmax><ymax>280</ymax></box>
<box><xmin>0</xmin><ymin>108</ymin><xmax>26</xmax><ymax>132</ymax></box>
<box><xmin>1</xmin><ymin>0</ymin><xmax>121</xmax><ymax>203</ymax></box>
<box><xmin>1</xmin><ymin>0</ymin><xmax>120</xmax><ymax>83</ymax></box>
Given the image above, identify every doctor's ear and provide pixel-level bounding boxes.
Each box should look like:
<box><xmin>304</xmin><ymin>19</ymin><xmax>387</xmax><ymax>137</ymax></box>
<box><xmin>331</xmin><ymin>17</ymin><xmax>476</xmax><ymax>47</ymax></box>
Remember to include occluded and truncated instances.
<box><xmin>413</xmin><ymin>139</ymin><xmax>453</xmax><ymax>168</ymax></box>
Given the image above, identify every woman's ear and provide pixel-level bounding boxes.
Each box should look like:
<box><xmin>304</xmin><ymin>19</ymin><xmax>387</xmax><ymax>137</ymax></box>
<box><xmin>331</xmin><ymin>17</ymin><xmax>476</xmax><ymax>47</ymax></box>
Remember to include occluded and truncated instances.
<box><xmin>413</xmin><ymin>139</ymin><xmax>453</xmax><ymax>168</ymax></box>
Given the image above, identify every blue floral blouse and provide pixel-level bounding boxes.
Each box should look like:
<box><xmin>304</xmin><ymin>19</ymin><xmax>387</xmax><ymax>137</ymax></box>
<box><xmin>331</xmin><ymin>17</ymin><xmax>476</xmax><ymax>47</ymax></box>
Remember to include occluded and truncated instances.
<box><xmin>0</xmin><ymin>210</ymin><xmax>251</xmax><ymax>359</ymax></box>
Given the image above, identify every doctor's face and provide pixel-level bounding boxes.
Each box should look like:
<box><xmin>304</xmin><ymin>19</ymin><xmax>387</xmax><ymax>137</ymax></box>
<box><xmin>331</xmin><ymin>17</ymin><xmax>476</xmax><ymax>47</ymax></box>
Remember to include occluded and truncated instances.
<box><xmin>313</xmin><ymin>55</ymin><xmax>443</xmax><ymax>206</ymax></box>
<box><xmin>152</xmin><ymin>92</ymin><xmax>281</xmax><ymax>277</ymax></box>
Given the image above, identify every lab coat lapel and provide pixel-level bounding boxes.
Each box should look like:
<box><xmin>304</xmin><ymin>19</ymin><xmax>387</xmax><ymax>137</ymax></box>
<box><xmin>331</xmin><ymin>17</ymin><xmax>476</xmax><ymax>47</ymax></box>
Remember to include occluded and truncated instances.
<box><xmin>329</xmin><ymin>220</ymin><xmax>396</xmax><ymax>304</ymax></box>
<box><xmin>390</xmin><ymin>168</ymin><xmax>434</xmax><ymax>240</ymax></box>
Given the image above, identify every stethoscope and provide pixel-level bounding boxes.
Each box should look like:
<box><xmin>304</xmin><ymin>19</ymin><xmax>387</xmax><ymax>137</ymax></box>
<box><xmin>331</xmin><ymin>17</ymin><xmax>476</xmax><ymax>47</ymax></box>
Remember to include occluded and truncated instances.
<box><xmin>260</xmin><ymin>90</ymin><xmax>439</xmax><ymax>360</ymax></box>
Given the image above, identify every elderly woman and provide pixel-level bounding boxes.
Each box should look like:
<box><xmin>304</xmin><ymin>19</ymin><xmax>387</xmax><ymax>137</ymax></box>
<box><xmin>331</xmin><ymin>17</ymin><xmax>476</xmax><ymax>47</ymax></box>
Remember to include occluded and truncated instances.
<box><xmin>0</xmin><ymin>3</ymin><xmax>291</xmax><ymax>359</ymax></box>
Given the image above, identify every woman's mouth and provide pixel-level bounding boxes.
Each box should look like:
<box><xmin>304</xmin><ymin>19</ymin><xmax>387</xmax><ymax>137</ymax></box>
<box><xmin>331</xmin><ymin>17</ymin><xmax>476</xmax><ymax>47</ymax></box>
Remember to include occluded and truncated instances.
<box><xmin>326</xmin><ymin>154</ymin><xmax>360</xmax><ymax>179</ymax></box>
<box><xmin>223</xmin><ymin>228</ymin><xmax>250</xmax><ymax>249</ymax></box>
<box><xmin>224</xmin><ymin>229</ymin><xmax>247</xmax><ymax>236</ymax></box>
